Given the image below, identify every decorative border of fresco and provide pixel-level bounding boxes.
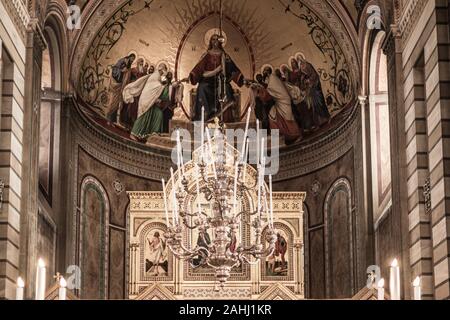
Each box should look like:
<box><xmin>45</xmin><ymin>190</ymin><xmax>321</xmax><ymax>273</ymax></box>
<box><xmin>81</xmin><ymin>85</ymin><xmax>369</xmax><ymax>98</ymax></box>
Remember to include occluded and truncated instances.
<box><xmin>69</xmin><ymin>95</ymin><xmax>360</xmax><ymax>181</ymax></box>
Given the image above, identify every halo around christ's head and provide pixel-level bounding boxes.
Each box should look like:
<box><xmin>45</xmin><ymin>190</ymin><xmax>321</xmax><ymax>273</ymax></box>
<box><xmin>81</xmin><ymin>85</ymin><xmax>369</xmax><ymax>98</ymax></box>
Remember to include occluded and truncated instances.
<box><xmin>204</xmin><ymin>28</ymin><xmax>228</xmax><ymax>48</ymax></box>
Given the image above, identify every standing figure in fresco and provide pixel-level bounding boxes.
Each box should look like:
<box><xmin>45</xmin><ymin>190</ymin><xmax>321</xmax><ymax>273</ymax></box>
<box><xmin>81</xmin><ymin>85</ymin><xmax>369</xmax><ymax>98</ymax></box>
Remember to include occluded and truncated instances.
<box><xmin>146</xmin><ymin>231</ymin><xmax>168</xmax><ymax>276</ymax></box>
<box><xmin>246</xmin><ymin>73</ymin><xmax>273</xmax><ymax>131</ymax></box>
<box><xmin>266</xmin><ymin>232</ymin><xmax>288</xmax><ymax>275</ymax></box>
<box><xmin>267</xmin><ymin>253</ymin><xmax>276</xmax><ymax>274</ymax></box>
<box><xmin>147</xmin><ymin>64</ymin><xmax>155</xmax><ymax>75</ymax></box>
<box><xmin>157</xmin><ymin>72</ymin><xmax>183</xmax><ymax>134</ymax></box>
<box><xmin>280</xmin><ymin>64</ymin><xmax>290</xmax><ymax>82</ymax></box>
<box><xmin>226</xmin><ymin>231</ymin><xmax>237</xmax><ymax>254</ymax></box>
<box><xmin>274</xmin><ymin>232</ymin><xmax>288</xmax><ymax>270</ymax></box>
<box><xmin>282</xmin><ymin>60</ymin><xmax>304</xmax><ymax>108</ymax></box>
<box><xmin>262</xmin><ymin>66</ymin><xmax>301</xmax><ymax>144</ymax></box>
<box><xmin>288</xmin><ymin>57</ymin><xmax>300</xmax><ymax>84</ymax></box>
<box><xmin>184</xmin><ymin>34</ymin><xmax>245</xmax><ymax>122</ymax></box>
<box><xmin>193</xmin><ymin>229</ymin><xmax>212</xmax><ymax>267</ymax></box>
<box><xmin>143</xmin><ymin>63</ymin><xmax>149</xmax><ymax>75</ymax></box>
<box><xmin>296</xmin><ymin>55</ymin><xmax>330</xmax><ymax>131</ymax></box>
<box><xmin>120</xmin><ymin>58</ymin><xmax>148</xmax><ymax>129</ymax></box>
<box><xmin>105</xmin><ymin>53</ymin><xmax>136</xmax><ymax>124</ymax></box>
<box><xmin>122</xmin><ymin>64</ymin><xmax>184</xmax><ymax>141</ymax></box>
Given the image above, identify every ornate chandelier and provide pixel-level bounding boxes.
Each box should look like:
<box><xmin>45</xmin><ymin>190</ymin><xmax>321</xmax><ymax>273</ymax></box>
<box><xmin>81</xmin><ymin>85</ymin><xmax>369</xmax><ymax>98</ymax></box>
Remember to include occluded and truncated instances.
<box><xmin>161</xmin><ymin>111</ymin><xmax>277</xmax><ymax>287</ymax></box>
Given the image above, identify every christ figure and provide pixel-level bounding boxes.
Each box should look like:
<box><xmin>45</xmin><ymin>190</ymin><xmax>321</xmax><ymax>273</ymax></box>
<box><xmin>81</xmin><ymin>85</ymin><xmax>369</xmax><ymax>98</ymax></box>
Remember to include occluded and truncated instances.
<box><xmin>183</xmin><ymin>34</ymin><xmax>245</xmax><ymax>122</ymax></box>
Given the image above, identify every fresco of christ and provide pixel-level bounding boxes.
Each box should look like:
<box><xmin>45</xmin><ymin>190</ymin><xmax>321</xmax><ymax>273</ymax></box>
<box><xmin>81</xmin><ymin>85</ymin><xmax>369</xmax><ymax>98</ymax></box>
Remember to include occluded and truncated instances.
<box><xmin>183</xmin><ymin>33</ymin><xmax>245</xmax><ymax>122</ymax></box>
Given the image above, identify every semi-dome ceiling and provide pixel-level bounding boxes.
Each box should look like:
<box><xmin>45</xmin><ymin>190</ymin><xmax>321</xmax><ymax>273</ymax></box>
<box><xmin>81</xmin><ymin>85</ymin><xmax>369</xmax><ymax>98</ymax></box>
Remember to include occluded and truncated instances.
<box><xmin>70</xmin><ymin>0</ymin><xmax>360</xmax><ymax>147</ymax></box>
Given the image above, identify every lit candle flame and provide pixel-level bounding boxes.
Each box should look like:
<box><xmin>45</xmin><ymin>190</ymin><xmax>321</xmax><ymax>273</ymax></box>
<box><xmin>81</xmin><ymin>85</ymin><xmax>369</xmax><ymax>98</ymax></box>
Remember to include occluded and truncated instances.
<box><xmin>38</xmin><ymin>258</ymin><xmax>46</xmax><ymax>268</ymax></box>
<box><xmin>391</xmin><ymin>258</ymin><xmax>398</xmax><ymax>267</ymax></box>
<box><xmin>413</xmin><ymin>276</ymin><xmax>421</xmax><ymax>287</ymax></box>
<box><xmin>60</xmin><ymin>277</ymin><xmax>67</xmax><ymax>288</ymax></box>
<box><xmin>17</xmin><ymin>277</ymin><xmax>25</xmax><ymax>288</ymax></box>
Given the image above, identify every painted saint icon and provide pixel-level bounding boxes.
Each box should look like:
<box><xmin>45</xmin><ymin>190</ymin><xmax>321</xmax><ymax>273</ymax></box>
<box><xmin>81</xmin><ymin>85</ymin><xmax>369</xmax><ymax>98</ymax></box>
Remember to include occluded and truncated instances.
<box><xmin>145</xmin><ymin>231</ymin><xmax>168</xmax><ymax>276</ymax></box>
<box><xmin>265</xmin><ymin>231</ymin><xmax>288</xmax><ymax>277</ymax></box>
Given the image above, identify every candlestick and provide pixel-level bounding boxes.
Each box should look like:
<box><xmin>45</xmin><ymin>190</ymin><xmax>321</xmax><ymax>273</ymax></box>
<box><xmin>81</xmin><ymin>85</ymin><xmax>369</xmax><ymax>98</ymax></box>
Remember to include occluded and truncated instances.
<box><xmin>389</xmin><ymin>258</ymin><xmax>401</xmax><ymax>300</ymax></box>
<box><xmin>35</xmin><ymin>258</ymin><xmax>46</xmax><ymax>300</ymax></box>
<box><xmin>59</xmin><ymin>277</ymin><xmax>67</xmax><ymax>301</ymax></box>
<box><xmin>162</xmin><ymin>179</ymin><xmax>170</xmax><ymax>226</ymax></box>
<box><xmin>413</xmin><ymin>276</ymin><xmax>421</xmax><ymax>300</ymax></box>
<box><xmin>242</xmin><ymin>137</ymin><xmax>249</xmax><ymax>181</ymax></box>
<box><xmin>262</xmin><ymin>185</ymin><xmax>269</xmax><ymax>220</ymax></box>
<box><xmin>260</xmin><ymin>137</ymin><xmax>265</xmax><ymax>167</ymax></box>
<box><xmin>16</xmin><ymin>277</ymin><xmax>24</xmax><ymax>300</ymax></box>
<box><xmin>377</xmin><ymin>278</ymin><xmax>385</xmax><ymax>301</ymax></box>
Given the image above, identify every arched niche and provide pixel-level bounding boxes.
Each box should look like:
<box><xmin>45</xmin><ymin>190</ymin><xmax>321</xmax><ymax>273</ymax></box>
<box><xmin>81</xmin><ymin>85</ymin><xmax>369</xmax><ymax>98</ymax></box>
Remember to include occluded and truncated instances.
<box><xmin>39</xmin><ymin>14</ymin><xmax>65</xmax><ymax>205</ymax></box>
<box><xmin>261</xmin><ymin>222</ymin><xmax>295</xmax><ymax>282</ymax></box>
<box><xmin>79</xmin><ymin>176</ymin><xmax>110</xmax><ymax>299</ymax></box>
<box><xmin>324</xmin><ymin>177</ymin><xmax>355</xmax><ymax>299</ymax></box>
<box><xmin>368</xmin><ymin>31</ymin><xmax>392</xmax><ymax>224</ymax></box>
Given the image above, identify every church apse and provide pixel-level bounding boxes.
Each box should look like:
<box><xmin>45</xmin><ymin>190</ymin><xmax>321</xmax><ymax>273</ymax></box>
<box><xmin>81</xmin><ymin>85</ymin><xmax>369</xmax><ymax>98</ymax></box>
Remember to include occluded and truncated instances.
<box><xmin>74</xmin><ymin>0</ymin><xmax>357</xmax><ymax>148</ymax></box>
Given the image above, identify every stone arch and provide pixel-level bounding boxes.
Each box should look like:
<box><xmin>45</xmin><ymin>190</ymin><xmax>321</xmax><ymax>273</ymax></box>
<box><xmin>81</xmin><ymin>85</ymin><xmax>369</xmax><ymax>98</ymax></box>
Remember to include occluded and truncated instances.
<box><xmin>359</xmin><ymin>0</ymin><xmax>388</xmax><ymax>97</ymax></box>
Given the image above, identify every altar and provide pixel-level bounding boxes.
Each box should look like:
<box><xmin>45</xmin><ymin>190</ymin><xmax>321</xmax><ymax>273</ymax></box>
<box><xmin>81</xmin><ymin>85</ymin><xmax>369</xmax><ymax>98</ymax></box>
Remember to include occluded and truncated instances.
<box><xmin>127</xmin><ymin>189</ymin><xmax>305</xmax><ymax>300</ymax></box>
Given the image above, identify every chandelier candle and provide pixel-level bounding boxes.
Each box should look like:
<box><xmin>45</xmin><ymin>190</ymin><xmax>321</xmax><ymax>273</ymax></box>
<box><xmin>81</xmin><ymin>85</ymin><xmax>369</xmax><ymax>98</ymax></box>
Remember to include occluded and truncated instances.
<box><xmin>195</xmin><ymin>166</ymin><xmax>202</xmax><ymax>215</ymax></box>
<box><xmin>201</xmin><ymin>106</ymin><xmax>205</xmax><ymax>159</ymax></box>
<box><xmin>170</xmin><ymin>168</ymin><xmax>179</xmax><ymax>225</ymax></box>
<box><xmin>257</xmin><ymin>139</ymin><xmax>266</xmax><ymax>218</ymax></box>
<box><xmin>176</xmin><ymin>130</ymin><xmax>185</xmax><ymax>177</ymax></box>
<box><xmin>269</xmin><ymin>175</ymin><xmax>274</xmax><ymax>228</ymax></box>
<box><xmin>242</xmin><ymin>137</ymin><xmax>249</xmax><ymax>181</ymax></box>
<box><xmin>256</xmin><ymin>119</ymin><xmax>260</xmax><ymax>165</ymax></box>
<box><xmin>162</xmin><ymin>179</ymin><xmax>170</xmax><ymax>226</ymax></box>
<box><xmin>241</xmin><ymin>107</ymin><xmax>252</xmax><ymax>158</ymax></box>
